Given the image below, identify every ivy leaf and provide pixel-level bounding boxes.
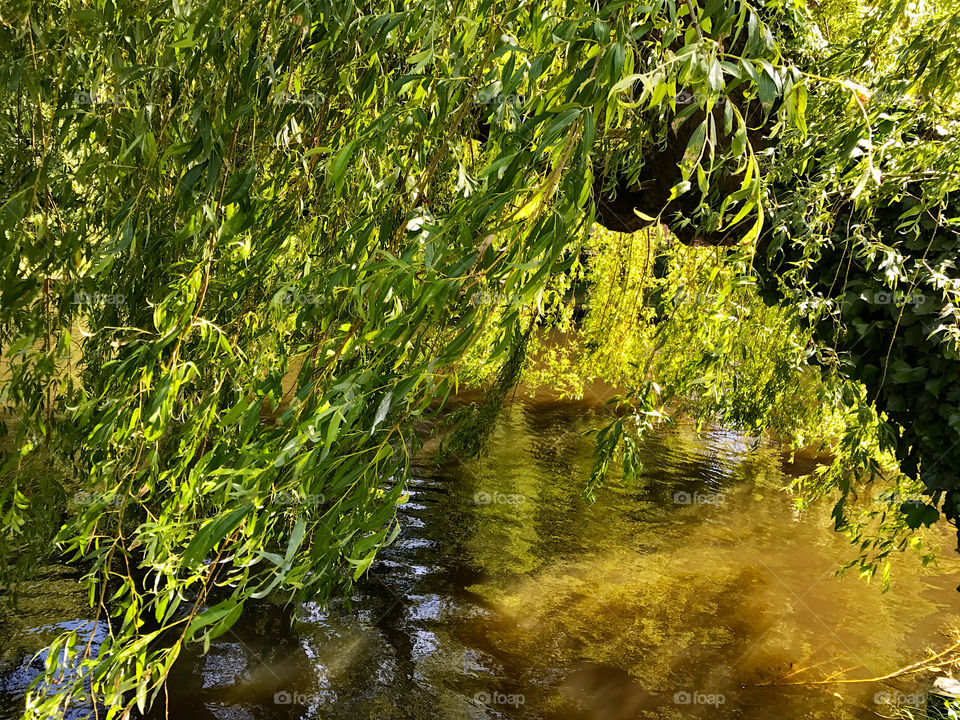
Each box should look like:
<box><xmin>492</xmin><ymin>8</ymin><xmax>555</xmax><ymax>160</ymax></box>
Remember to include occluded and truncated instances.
<box><xmin>900</xmin><ymin>501</ymin><xmax>939</xmax><ymax>529</ymax></box>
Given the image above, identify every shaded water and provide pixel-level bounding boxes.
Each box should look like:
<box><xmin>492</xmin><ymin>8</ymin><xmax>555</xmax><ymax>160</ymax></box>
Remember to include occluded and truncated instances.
<box><xmin>3</xmin><ymin>399</ymin><xmax>960</xmax><ymax>718</ymax></box>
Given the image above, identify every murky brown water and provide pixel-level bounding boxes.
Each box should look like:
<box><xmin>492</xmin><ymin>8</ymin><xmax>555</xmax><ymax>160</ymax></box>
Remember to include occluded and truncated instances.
<box><xmin>2</xmin><ymin>398</ymin><xmax>959</xmax><ymax>719</ymax></box>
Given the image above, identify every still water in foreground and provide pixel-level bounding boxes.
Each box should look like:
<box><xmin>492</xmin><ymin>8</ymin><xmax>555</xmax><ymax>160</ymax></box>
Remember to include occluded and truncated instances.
<box><xmin>3</xmin><ymin>399</ymin><xmax>960</xmax><ymax>719</ymax></box>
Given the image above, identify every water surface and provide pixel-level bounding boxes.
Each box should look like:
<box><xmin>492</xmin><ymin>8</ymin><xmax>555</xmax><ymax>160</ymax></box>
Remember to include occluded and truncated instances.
<box><xmin>3</xmin><ymin>398</ymin><xmax>959</xmax><ymax>719</ymax></box>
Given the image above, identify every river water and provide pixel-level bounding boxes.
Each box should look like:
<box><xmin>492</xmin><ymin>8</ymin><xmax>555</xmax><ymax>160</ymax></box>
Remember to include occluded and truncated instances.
<box><xmin>2</xmin><ymin>398</ymin><xmax>959</xmax><ymax>719</ymax></box>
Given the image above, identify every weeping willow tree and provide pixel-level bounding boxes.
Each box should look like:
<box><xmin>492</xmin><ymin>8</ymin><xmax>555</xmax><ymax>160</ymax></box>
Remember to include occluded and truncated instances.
<box><xmin>1</xmin><ymin>0</ymin><xmax>959</xmax><ymax>716</ymax></box>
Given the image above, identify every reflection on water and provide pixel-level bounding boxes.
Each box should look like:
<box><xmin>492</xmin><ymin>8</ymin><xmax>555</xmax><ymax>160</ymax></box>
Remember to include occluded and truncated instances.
<box><xmin>3</xmin><ymin>399</ymin><xmax>960</xmax><ymax>719</ymax></box>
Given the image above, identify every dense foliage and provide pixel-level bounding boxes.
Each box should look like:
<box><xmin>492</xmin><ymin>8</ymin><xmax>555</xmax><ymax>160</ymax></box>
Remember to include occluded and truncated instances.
<box><xmin>0</xmin><ymin>0</ymin><xmax>958</xmax><ymax>716</ymax></box>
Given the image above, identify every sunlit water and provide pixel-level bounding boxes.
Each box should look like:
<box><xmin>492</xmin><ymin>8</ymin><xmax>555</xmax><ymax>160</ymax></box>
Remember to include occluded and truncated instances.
<box><xmin>2</xmin><ymin>399</ymin><xmax>960</xmax><ymax>719</ymax></box>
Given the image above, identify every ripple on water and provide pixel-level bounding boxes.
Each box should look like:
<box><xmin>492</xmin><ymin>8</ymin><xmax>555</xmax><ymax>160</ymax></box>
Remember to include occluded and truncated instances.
<box><xmin>3</xmin><ymin>401</ymin><xmax>960</xmax><ymax>720</ymax></box>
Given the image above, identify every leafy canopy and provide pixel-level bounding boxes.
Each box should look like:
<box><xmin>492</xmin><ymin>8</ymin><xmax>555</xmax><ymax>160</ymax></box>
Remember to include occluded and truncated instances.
<box><xmin>0</xmin><ymin>0</ymin><xmax>959</xmax><ymax>716</ymax></box>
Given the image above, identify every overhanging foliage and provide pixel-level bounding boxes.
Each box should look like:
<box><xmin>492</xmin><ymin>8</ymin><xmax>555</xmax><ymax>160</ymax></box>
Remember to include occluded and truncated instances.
<box><xmin>0</xmin><ymin>0</ymin><xmax>958</xmax><ymax>716</ymax></box>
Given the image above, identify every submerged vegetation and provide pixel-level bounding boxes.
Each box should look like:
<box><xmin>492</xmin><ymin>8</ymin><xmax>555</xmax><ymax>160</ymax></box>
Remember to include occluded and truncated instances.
<box><xmin>0</xmin><ymin>0</ymin><xmax>959</xmax><ymax>716</ymax></box>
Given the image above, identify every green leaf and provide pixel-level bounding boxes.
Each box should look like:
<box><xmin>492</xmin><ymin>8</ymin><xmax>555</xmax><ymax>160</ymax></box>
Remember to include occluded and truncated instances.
<box><xmin>900</xmin><ymin>501</ymin><xmax>939</xmax><ymax>529</ymax></box>
<box><xmin>183</xmin><ymin>505</ymin><xmax>252</xmax><ymax>567</ymax></box>
<box><xmin>329</xmin><ymin>140</ymin><xmax>358</xmax><ymax>191</ymax></box>
<box><xmin>224</xmin><ymin>161</ymin><xmax>257</xmax><ymax>205</ymax></box>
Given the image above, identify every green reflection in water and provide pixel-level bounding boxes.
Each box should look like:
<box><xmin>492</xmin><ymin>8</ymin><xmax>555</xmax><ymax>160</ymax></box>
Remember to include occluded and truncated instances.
<box><xmin>2</xmin><ymin>399</ymin><xmax>959</xmax><ymax>720</ymax></box>
<box><xmin>447</xmin><ymin>402</ymin><xmax>960</xmax><ymax>719</ymax></box>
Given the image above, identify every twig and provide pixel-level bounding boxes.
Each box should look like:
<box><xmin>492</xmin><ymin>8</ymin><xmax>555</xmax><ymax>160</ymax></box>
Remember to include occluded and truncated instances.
<box><xmin>757</xmin><ymin>638</ymin><xmax>960</xmax><ymax>687</ymax></box>
<box><xmin>685</xmin><ymin>0</ymin><xmax>705</xmax><ymax>42</ymax></box>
